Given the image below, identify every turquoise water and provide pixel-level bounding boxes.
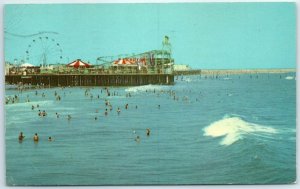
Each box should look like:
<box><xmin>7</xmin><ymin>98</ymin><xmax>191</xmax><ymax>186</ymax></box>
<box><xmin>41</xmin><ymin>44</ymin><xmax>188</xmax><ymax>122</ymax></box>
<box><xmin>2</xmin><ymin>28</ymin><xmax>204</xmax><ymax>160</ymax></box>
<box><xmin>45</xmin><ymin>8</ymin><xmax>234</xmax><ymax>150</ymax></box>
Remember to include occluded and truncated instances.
<box><xmin>5</xmin><ymin>73</ymin><xmax>296</xmax><ymax>185</ymax></box>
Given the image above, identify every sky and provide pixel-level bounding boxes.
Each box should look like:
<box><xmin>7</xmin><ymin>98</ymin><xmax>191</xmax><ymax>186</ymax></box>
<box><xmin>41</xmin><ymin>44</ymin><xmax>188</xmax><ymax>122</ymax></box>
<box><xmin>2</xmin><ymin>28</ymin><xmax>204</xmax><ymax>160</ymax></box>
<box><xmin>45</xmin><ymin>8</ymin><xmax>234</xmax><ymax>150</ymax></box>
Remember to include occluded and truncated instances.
<box><xmin>4</xmin><ymin>2</ymin><xmax>296</xmax><ymax>69</ymax></box>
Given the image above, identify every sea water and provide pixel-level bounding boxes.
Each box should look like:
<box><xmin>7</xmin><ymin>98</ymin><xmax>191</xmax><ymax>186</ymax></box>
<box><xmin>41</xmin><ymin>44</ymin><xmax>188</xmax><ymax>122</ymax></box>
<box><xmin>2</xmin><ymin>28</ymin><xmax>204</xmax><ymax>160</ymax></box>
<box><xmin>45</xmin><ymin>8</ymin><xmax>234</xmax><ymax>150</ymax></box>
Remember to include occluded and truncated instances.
<box><xmin>5</xmin><ymin>73</ymin><xmax>296</xmax><ymax>185</ymax></box>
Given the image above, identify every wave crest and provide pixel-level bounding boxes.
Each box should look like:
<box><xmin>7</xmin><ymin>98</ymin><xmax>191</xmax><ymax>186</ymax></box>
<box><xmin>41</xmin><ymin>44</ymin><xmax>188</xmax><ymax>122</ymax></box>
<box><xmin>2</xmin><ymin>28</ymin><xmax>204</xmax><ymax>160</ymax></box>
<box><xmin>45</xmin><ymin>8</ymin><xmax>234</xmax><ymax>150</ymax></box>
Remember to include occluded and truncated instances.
<box><xmin>125</xmin><ymin>85</ymin><xmax>168</xmax><ymax>93</ymax></box>
<box><xmin>5</xmin><ymin>100</ymin><xmax>54</xmax><ymax>108</ymax></box>
<box><xmin>203</xmin><ymin>116</ymin><xmax>277</xmax><ymax>146</ymax></box>
<box><xmin>285</xmin><ymin>76</ymin><xmax>294</xmax><ymax>80</ymax></box>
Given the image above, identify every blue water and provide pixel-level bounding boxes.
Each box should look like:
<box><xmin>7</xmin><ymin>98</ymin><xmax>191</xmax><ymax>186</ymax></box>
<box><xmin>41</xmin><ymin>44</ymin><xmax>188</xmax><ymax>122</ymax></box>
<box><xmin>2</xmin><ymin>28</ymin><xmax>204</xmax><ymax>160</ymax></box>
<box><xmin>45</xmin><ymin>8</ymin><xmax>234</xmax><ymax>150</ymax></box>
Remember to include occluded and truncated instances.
<box><xmin>5</xmin><ymin>73</ymin><xmax>296</xmax><ymax>185</ymax></box>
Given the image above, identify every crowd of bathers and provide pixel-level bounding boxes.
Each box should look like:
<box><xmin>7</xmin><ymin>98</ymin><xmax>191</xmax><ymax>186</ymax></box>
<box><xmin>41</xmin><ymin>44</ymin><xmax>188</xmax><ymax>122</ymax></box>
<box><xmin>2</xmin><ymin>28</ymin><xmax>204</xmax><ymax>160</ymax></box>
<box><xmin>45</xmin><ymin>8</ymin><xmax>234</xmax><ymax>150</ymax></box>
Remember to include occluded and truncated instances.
<box><xmin>13</xmin><ymin>85</ymin><xmax>199</xmax><ymax>145</ymax></box>
<box><xmin>18</xmin><ymin>132</ymin><xmax>53</xmax><ymax>142</ymax></box>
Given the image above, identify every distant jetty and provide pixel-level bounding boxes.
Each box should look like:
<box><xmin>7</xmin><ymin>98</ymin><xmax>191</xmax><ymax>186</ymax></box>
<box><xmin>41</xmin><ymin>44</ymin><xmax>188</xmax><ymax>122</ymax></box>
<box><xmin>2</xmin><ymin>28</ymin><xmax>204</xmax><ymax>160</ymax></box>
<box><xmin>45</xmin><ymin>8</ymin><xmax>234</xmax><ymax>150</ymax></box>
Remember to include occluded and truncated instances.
<box><xmin>174</xmin><ymin>68</ymin><xmax>296</xmax><ymax>76</ymax></box>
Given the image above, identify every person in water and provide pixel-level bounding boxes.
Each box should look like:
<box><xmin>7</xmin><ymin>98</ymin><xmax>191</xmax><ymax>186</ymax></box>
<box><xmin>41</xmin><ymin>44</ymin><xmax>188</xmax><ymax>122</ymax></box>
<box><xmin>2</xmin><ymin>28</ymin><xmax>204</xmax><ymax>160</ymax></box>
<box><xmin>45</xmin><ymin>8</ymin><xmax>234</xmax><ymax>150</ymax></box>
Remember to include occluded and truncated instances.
<box><xmin>33</xmin><ymin>133</ymin><xmax>39</xmax><ymax>142</ymax></box>
<box><xmin>135</xmin><ymin>136</ymin><xmax>140</xmax><ymax>143</ymax></box>
<box><xmin>18</xmin><ymin>132</ymin><xmax>25</xmax><ymax>141</ymax></box>
<box><xmin>42</xmin><ymin>110</ymin><xmax>47</xmax><ymax>117</ymax></box>
<box><xmin>48</xmin><ymin>136</ymin><xmax>53</xmax><ymax>141</ymax></box>
<box><xmin>146</xmin><ymin>128</ymin><xmax>151</xmax><ymax>136</ymax></box>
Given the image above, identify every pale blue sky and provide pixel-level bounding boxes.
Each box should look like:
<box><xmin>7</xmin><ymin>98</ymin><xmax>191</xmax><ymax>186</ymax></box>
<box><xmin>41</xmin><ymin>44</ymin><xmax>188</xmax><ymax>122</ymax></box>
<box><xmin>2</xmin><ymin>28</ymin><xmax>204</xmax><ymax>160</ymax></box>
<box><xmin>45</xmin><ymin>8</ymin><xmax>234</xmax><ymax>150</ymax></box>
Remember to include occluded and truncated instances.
<box><xmin>4</xmin><ymin>3</ymin><xmax>296</xmax><ymax>69</ymax></box>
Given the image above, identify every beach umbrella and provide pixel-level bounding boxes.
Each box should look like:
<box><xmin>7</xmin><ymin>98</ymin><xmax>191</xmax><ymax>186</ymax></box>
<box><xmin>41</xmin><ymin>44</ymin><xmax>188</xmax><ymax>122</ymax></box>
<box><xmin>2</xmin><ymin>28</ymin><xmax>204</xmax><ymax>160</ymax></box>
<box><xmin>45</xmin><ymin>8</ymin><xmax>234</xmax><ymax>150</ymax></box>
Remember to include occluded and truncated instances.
<box><xmin>67</xmin><ymin>59</ymin><xmax>91</xmax><ymax>68</ymax></box>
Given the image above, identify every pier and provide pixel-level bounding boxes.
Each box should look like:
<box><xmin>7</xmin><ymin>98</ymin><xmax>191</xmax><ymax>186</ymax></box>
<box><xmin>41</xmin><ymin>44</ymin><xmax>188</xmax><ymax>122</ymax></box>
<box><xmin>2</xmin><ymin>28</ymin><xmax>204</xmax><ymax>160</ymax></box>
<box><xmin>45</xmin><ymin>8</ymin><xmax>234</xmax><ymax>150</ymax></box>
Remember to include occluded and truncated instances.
<box><xmin>5</xmin><ymin>74</ymin><xmax>174</xmax><ymax>87</ymax></box>
<box><xmin>5</xmin><ymin>36</ymin><xmax>175</xmax><ymax>87</ymax></box>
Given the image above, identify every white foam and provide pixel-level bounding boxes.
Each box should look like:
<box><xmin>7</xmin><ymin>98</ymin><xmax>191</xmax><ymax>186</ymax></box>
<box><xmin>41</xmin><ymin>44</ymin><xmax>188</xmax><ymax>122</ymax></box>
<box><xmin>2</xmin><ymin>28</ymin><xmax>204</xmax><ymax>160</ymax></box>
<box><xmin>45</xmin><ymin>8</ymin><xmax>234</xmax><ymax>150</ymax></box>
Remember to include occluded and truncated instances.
<box><xmin>203</xmin><ymin>116</ymin><xmax>277</xmax><ymax>146</ymax></box>
<box><xmin>5</xmin><ymin>100</ymin><xmax>54</xmax><ymax>108</ymax></box>
<box><xmin>285</xmin><ymin>76</ymin><xmax>294</xmax><ymax>80</ymax></box>
<box><xmin>5</xmin><ymin>84</ymin><xmax>18</xmax><ymax>89</ymax></box>
<box><xmin>184</xmin><ymin>78</ymin><xmax>192</xmax><ymax>82</ymax></box>
<box><xmin>125</xmin><ymin>85</ymin><xmax>168</xmax><ymax>93</ymax></box>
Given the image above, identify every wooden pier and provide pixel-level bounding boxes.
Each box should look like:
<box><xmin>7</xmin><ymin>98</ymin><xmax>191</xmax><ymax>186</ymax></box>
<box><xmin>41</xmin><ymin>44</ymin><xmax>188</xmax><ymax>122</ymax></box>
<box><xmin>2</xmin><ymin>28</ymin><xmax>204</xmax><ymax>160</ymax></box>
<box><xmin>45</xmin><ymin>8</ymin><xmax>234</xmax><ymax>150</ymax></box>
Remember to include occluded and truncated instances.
<box><xmin>5</xmin><ymin>74</ymin><xmax>174</xmax><ymax>87</ymax></box>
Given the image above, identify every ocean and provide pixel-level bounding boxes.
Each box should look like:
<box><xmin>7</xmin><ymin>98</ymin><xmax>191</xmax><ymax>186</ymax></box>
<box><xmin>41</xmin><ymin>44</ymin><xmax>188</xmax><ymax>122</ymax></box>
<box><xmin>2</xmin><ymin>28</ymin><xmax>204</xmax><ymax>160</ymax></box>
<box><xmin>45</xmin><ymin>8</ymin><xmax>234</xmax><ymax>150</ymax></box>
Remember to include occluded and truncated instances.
<box><xmin>5</xmin><ymin>73</ymin><xmax>296</xmax><ymax>185</ymax></box>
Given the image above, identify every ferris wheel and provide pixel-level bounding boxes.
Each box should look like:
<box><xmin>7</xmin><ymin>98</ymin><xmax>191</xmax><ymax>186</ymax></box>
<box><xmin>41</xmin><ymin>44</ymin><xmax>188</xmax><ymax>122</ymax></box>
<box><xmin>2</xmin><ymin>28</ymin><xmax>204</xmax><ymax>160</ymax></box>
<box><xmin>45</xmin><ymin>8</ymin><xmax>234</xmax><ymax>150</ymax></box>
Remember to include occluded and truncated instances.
<box><xmin>25</xmin><ymin>36</ymin><xmax>63</xmax><ymax>66</ymax></box>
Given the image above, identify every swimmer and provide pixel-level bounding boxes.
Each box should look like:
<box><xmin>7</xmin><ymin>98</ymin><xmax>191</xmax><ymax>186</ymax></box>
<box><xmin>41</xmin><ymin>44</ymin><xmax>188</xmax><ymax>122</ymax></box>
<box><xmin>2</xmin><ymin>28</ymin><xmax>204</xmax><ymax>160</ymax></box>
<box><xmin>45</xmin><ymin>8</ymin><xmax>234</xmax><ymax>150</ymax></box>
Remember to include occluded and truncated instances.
<box><xmin>31</xmin><ymin>105</ymin><xmax>35</xmax><ymax>110</ymax></box>
<box><xmin>117</xmin><ymin>108</ymin><xmax>121</xmax><ymax>114</ymax></box>
<box><xmin>55</xmin><ymin>112</ymin><xmax>60</xmax><ymax>118</ymax></box>
<box><xmin>48</xmin><ymin>136</ymin><xmax>53</xmax><ymax>141</ymax></box>
<box><xmin>67</xmin><ymin>115</ymin><xmax>72</xmax><ymax>121</ymax></box>
<box><xmin>18</xmin><ymin>132</ymin><xmax>25</xmax><ymax>141</ymax></box>
<box><xmin>33</xmin><ymin>133</ymin><xmax>39</xmax><ymax>142</ymax></box>
<box><xmin>125</xmin><ymin>104</ymin><xmax>128</xmax><ymax>109</ymax></box>
<box><xmin>146</xmin><ymin>128</ymin><xmax>151</xmax><ymax>136</ymax></box>
<box><xmin>38</xmin><ymin>110</ymin><xmax>42</xmax><ymax>117</ymax></box>
<box><xmin>42</xmin><ymin>110</ymin><xmax>47</xmax><ymax>117</ymax></box>
<box><xmin>95</xmin><ymin>116</ymin><xmax>98</xmax><ymax>120</ymax></box>
<box><xmin>135</xmin><ymin>136</ymin><xmax>140</xmax><ymax>143</ymax></box>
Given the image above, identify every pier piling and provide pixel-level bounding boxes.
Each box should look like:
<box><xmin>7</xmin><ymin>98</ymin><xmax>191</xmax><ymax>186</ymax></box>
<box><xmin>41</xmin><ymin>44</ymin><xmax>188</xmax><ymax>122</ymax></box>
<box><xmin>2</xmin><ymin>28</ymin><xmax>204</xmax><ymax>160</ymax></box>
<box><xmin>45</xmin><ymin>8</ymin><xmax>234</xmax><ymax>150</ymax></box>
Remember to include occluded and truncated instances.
<box><xmin>5</xmin><ymin>74</ymin><xmax>174</xmax><ymax>87</ymax></box>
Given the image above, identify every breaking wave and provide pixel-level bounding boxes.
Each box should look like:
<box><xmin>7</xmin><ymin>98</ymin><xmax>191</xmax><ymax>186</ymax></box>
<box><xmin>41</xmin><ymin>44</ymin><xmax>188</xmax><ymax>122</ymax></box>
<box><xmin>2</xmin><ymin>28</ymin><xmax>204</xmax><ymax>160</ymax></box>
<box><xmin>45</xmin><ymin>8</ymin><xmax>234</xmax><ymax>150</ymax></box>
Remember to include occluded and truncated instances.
<box><xmin>285</xmin><ymin>76</ymin><xmax>294</xmax><ymax>80</ymax></box>
<box><xmin>183</xmin><ymin>77</ymin><xmax>192</xmax><ymax>82</ymax></box>
<box><xmin>5</xmin><ymin>100</ymin><xmax>54</xmax><ymax>108</ymax></box>
<box><xmin>203</xmin><ymin>116</ymin><xmax>277</xmax><ymax>146</ymax></box>
<box><xmin>125</xmin><ymin>85</ymin><xmax>169</xmax><ymax>93</ymax></box>
<box><xmin>5</xmin><ymin>84</ymin><xmax>18</xmax><ymax>89</ymax></box>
